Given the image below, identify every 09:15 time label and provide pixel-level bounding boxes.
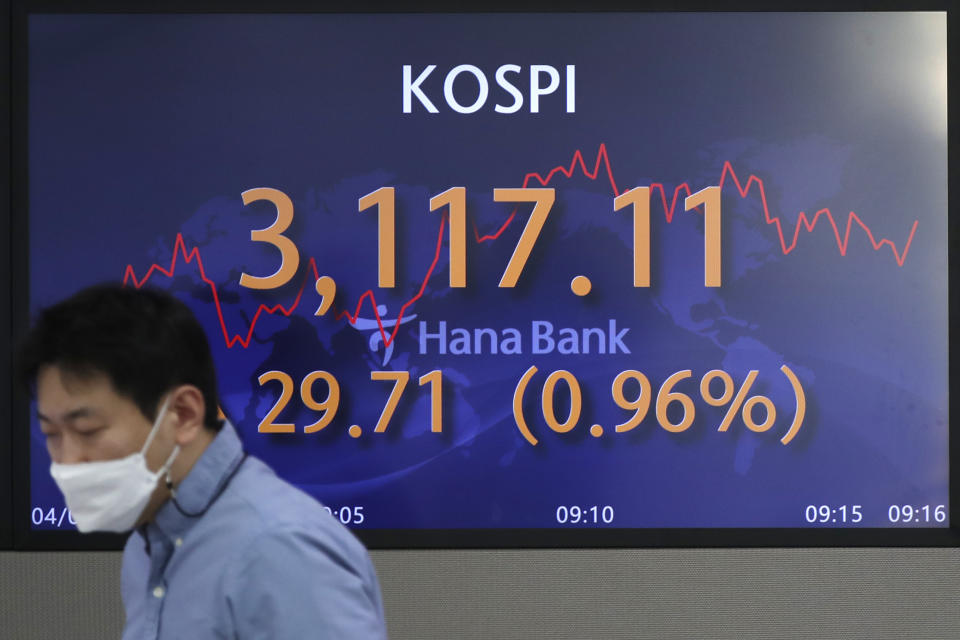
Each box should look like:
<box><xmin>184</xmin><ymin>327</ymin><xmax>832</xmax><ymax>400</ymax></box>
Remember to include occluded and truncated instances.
<box><xmin>804</xmin><ymin>505</ymin><xmax>863</xmax><ymax>524</ymax></box>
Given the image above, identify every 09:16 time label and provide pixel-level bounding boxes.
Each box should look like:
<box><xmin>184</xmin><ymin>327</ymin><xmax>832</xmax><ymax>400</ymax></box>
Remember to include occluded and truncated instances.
<box><xmin>887</xmin><ymin>504</ymin><xmax>946</xmax><ymax>524</ymax></box>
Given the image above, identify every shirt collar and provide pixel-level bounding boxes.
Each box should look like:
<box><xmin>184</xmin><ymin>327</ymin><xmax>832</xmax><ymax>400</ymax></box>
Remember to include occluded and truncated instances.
<box><xmin>149</xmin><ymin>420</ymin><xmax>244</xmax><ymax>542</ymax></box>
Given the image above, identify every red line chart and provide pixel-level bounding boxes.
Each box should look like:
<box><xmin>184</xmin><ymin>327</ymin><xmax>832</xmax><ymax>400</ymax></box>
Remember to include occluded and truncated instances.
<box><xmin>123</xmin><ymin>143</ymin><xmax>920</xmax><ymax>350</ymax></box>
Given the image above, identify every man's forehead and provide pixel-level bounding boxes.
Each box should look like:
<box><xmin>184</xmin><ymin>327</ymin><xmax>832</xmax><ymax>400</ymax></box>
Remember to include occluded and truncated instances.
<box><xmin>38</xmin><ymin>364</ymin><xmax>114</xmax><ymax>394</ymax></box>
<box><xmin>36</xmin><ymin>365</ymin><xmax>124</xmax><ymax>415</ymax></box>
<box><xmin>38</xmin><ymin>405</ymin><xmax>106</xmax><ymax>424</ymax></box>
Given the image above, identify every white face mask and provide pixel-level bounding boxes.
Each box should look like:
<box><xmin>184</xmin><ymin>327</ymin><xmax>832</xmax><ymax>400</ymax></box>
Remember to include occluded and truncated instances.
<box><xmin>50</xmin><ymin>397</ymin><xmax>180</xmax><ymax>533</ymax></box>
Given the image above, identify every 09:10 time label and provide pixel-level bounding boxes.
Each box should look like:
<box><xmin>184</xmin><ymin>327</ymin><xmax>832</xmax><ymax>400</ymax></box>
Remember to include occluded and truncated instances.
<box><xmin>556</xmin><ymin>505</ymin><xmax>614</xmax><ymax>525</ymax></box>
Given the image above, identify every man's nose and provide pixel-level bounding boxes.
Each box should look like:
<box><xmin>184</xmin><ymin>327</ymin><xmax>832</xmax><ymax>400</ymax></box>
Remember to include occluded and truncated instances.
<box><xmin>57</xmin><ymin>435</ymin><xmax>89</xmax><ymax>465</ymax></box>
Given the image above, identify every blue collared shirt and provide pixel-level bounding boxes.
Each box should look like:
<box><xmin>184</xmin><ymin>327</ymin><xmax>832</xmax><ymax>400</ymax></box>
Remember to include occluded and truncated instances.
<box><xmin>121</xmin><ymin>421</ymin><xmax>387</xmax><ymax>639</ymax></box>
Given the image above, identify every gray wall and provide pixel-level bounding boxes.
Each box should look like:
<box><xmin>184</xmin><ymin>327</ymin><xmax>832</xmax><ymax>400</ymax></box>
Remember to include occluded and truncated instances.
<box><xmin>1</xmin><ymin>549</ymin><xmax>959</xmax><ymax>639</ymax></box>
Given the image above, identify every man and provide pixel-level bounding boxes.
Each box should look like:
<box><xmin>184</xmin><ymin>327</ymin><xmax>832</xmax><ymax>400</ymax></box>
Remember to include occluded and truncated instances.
<box><xmin>17</xmin><ymin>284</ymin><xmax>388</xmax><ymax>639</ymax></box>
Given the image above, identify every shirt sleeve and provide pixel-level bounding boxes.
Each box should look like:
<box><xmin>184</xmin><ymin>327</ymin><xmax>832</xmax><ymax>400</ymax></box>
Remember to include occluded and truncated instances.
<box><xmin>225</xmin><ymin>526</ymin><xmax>387</xmax><ymax>640</ymax></box>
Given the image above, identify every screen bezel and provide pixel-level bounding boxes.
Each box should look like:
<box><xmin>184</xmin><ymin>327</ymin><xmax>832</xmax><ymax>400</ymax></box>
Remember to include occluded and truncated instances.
<box><xmin>7</xmin><ymin>0</ymin><xmax>958</xmax><ymax>551</ymax></box>
<box><xmin>1</xmin><ymin>0</ymin><xmax>12</xmax><ymax>551</ymax></box>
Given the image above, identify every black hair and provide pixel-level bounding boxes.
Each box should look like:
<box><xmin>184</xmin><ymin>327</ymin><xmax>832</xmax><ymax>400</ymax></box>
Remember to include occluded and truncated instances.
<box><xmin>16</xmin><ymin>283</ymin><xmax>223</xmax><ymax>431</ymax></box>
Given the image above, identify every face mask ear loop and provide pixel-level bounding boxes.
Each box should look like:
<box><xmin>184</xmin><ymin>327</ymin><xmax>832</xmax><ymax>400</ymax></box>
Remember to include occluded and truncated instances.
<box><xmin>161</xmin><ymin>445</ymin><xmax>181</xmax><ymax>498</ymax></box>
<box><xmin>140</xmin><ymin>396</ymin><xmax>172</xmax><ymax>456</ymax></box>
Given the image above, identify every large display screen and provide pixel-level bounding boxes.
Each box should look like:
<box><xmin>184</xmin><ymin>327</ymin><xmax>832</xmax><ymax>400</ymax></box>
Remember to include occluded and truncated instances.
<box><xmin>18</xmin><ymin>11</ymin><xmax>952</xmax><ymax>546</ymax></box>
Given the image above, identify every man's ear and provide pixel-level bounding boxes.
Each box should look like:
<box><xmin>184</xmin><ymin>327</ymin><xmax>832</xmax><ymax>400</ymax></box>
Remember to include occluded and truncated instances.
<box><xmin>166</xmin><ymin>385</ymin><xmax>207</xmax><ymax>446</ymax></box>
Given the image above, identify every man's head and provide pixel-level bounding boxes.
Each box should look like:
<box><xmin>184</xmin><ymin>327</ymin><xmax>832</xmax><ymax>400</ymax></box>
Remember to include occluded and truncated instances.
<box><xmin>17</xmin><ymin>284</ymin><xmax>223</xmax><ymax>529</ymax></box>
<box><xmin>18</xmin><ymin>284</ymin><xmax>222</xmax><ymax>431</ymax></box>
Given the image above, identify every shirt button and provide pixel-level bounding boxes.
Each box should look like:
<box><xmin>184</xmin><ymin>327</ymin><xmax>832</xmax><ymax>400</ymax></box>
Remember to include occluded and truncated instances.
<box><xmin>153</xmin><ymin>586</ymin><xmax>165</xmax><ymax>599</ymax></box>
<box><xmin>175</xmin><ymin>537</ymin><xmax>183</xmax><ymax>547</ymax></box>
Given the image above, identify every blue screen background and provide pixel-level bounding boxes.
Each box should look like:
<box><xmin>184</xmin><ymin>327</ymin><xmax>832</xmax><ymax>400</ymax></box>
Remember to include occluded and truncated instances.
<box><xmin>28</xmin><ymin>13</ymin><xmax>948</xmax><ymax>529</ymax></box>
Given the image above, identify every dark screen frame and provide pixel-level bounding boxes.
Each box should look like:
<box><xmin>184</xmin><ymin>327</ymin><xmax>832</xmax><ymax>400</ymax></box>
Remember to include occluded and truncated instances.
<box><xmin>6</xmin><ymin>0</ymin><xmax>958</xmax><ymax>551</ymax></box>
<box><xmin>1</xmin><ymin>0</ymin><xmax>13</xmax><ymax>551</ymax></box>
